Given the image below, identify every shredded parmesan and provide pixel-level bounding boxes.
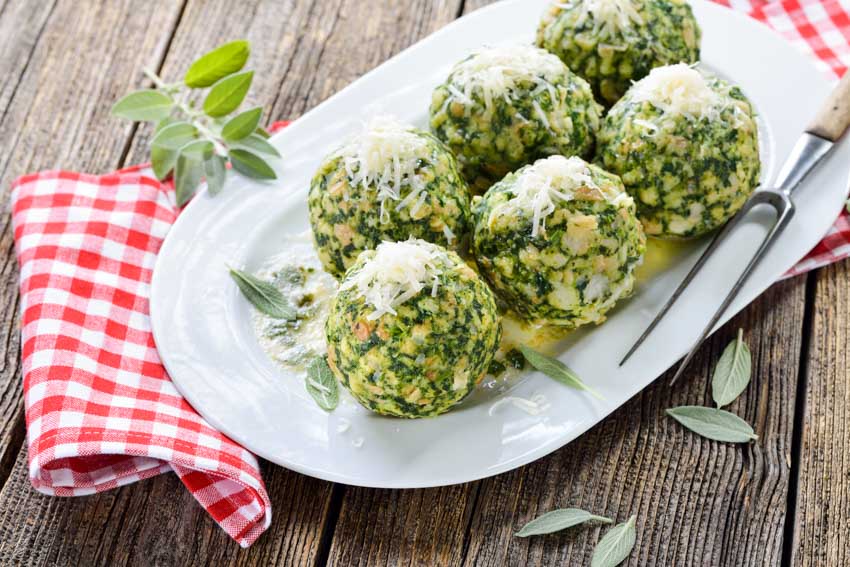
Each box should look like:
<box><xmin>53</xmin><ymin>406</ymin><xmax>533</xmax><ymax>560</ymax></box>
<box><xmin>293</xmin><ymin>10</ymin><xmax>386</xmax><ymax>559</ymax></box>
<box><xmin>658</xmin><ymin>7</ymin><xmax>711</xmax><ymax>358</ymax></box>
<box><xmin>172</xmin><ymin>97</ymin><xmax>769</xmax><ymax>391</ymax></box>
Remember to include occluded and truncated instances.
<box><xmin>337</xmin><ymin>116</ymin><xmax>430</xmax><ymax>223</ymax></box>
<box><xmin>339</xmin><ymin>239</ymin><xmax>446</xmax><ymax>320</ymax></box>
<box><xmin>447</xmin><ymin>45</ymin><xmax>565</xmax><ymax>110</ymax></box>
<box><xmin>630</xmin><ymin>64</ymin><xmax>725</xmax><ymax>121</ymax></box>
<box><xmin>489</xmin><ymin>156</ymin><xmax>616</xmax><ymax>238</ymax></box>
<box><xmin>556</xmin><ymin>0</ymin><xmax>643</xmax><ymax>37</ymax></box>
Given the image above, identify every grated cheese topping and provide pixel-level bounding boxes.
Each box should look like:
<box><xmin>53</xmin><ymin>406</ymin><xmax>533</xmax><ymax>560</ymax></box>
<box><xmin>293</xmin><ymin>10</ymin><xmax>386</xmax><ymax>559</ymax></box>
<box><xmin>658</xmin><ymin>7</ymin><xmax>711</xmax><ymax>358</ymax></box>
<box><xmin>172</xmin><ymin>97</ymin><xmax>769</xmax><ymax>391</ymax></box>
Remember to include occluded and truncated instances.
<box><xmin>447</xmin><ymin>45</ymin><xmax>566</xmax><ymax>110</ymax></box>
<box><xmin>630</xmin><ymin>64</ymin><xmax>725</xmax><ymax>121</ymax></box>
<box><xmin>489</xmin><ymin>156</ymin><xmax>621</xmax><ymax>238</ymax></box>
<box><xmin>340</xmin><ymin>238</ymin><xmax>447</xmax><ymax>320</ymax></box>
<box><xmin>337</xmin><ymin>116</ymin><xmax>430</xmax><ymax>223</ymax></box>
<box><xmin>556</xmin><ymin>0</ymin><xmax>644</xmax><ymax>37</ymax></box>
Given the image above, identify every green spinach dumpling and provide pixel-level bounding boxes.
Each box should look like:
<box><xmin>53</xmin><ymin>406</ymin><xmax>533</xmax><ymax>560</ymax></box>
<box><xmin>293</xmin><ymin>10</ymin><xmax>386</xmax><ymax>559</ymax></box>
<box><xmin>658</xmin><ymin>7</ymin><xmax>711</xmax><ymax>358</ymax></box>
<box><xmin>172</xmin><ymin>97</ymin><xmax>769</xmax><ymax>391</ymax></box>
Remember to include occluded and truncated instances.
<box><xmin>537</xmin><ymin>0</ymin><xmax>701</xmax><ymax>105</ymax></box>
<box><xmin>473</xmin><ymin>155</ymin><xmax>645</xmax><ymax>328</ymax></box>
<box><xmin>597</xmin><ymin>64</ymin><xmax>760</xmax><ymax>238</ymax></box>
<box><xmin>430</xmin><ymin>45</ymin><xmax>602</xmax><ymax>193</ymax></box>
<box><xmin>309</xmin><ymin>117</ymin><xmax>471</xmax><ymax>278</ymax></box>
<box><xmin>326</xmin><ymin>239</ymin><xmax>501</xmax><ymax>418</ymax></box>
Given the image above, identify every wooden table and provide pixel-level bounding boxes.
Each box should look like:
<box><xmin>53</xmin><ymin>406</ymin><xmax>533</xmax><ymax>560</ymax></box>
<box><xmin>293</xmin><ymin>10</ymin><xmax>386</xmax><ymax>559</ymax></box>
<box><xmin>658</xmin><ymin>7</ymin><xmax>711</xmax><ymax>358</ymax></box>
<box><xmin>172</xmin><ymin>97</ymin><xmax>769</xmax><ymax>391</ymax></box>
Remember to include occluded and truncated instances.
<box><xmin>0</xmin><ymin>1</ymin><xmax>847</xmax><ymax>565</ymax></box>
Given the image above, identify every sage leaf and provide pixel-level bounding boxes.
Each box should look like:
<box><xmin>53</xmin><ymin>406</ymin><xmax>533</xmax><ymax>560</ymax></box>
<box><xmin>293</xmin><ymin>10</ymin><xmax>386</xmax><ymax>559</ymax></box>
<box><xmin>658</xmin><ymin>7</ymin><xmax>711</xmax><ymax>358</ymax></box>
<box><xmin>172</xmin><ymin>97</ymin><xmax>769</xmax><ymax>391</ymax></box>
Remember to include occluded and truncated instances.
<box><xmin>221</xmin><ymin>107</ymin><xmax>262</xmax><ymax>142</ymax></box>
<box><xmin>591</xmin><ymin>516</ymin><xmax>637</xmax><ymax>567</ymax></box>
<box><xmin>180</xmin><ymin>139</ymin><xmax>214</xmax><ymax>160</ymax></box>
<box><xmin>150</xmin><ymin>114</ymin><xmax>182</xmax><ymax>179</ymax></box>
<box><xmin>515</xmin><ymin>508</ymin><xmax>612</xmax><ymax>537</ymax></box>
<box><xmin>151</xmin><ymin>121</ymin><xmax>198</xmax><ymax>151</ymax></box>
<box><xmin>111</xmin><ymin>89</ymin><xmax>173</xmax><ymax>122</ymax></box>
<box><xmin>203</xmin><ymin>71</ymin><xmax>254</xmax><ymax>117</ymax></box>
<box><xmin>155</xmin><ymin>116</ymin><xmax>177</xmax><ymax>133</ymax></box>
<box><xmin>666</xmin><ymin>406</ymin><xmax>757</xmax><ymax>443</ymax></box>
<box><xmin>204</xmin><ymin>154</ymin><xmax>227</xmax><ymax>196</ymax></box>
<box><xmin>229</xmin><ymin>148</ymin><xmax>276</xmax><ymax>179</ymax></box>
<box><xmin>151</xmin><ymin>145</ymin><xmax>177</xmax><ymax>180</ymax></box>
<box><xmin>184</xmin><ymin>40</ymin><xmax>250</xmax><ymax>88</ymax></box>
<box><xmin>711</xmin><ymin>329</ymin><xmax>752</xmax><ymax>407</ymax></box>
<box><xmin>174</xmin><ymin>140</ymin><xmax>215</xmax><ymax>206</ymax></box>
<box><xmin>175</xmin><ymin>153</ymin><xmax>203</xmax><ymax>207</ymax></box>
<box><xmin>255</xmin><ymin>126</ymin><xmax>271</xmax><ymax>138</ymax></box>
<box><xmin>519</xmin><ymin>345</ymin><xmax>602</xmax><ymax>399</ymax></box>
<box><xmin>228</xmin><ymin>266</ymin><xmax>295</xmax><ymax>319</ymax></box>
<box><xmin>306</xmin><ymin>356</ymin><xmax>339</xmax><ymax>411</ymax></box>
<box><xmin>233</xmin><ymin>133</ymin><xmax>281</xmax><ymax>157</ymax></box>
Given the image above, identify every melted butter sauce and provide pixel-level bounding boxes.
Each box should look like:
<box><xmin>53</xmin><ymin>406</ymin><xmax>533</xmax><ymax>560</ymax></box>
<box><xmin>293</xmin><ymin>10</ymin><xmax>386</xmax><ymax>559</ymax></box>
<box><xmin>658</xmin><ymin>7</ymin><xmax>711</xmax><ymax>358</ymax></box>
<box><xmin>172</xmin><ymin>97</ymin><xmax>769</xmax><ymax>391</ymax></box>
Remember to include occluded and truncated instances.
<box><xmin>635</xmin><ymin>237</ymin><xmax>691</xmax><ymax>282</ymax></box>
<box><xmin>253</xmin><ymin>232</ymin><xmax>338</xmax><ymax>373</ymax></box>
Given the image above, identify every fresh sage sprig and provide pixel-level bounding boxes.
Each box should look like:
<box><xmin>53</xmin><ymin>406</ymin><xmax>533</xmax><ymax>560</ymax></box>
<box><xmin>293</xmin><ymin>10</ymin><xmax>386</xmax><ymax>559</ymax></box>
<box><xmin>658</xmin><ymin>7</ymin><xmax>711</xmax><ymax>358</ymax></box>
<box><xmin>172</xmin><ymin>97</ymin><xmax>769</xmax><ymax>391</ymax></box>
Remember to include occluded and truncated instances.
<box><xmin>519</xmin><ymin>345</ymin><xmax>602</xmax><ymax>399</ymax></box>
<box><xmin>228</xmin><ymin>266</ymin><xmax>295</xmax><ymax>320</ymax></box>
<box><xmin>591</xmin><ymin>516</ymin><xmax>637</xmax><ymax>567</ymax></box>
<box><xmin>666</xmin><ymin>406</ymin><xmax>757</xmax><ymax>443</ymax></box>
<box><xmin>111</xmin><ymin>40</ymin><xmax>280</xmax><ymax>206</ymax></box>
<box><xmin>306</xmin><ymin>356</ymin><xmax>339</xmax><ymax>411</ymax></box>
<box><xmin>711</xmin><ymin>329</ymin><xmax>752</xmax><ymax>408</ymax></box>
<box><xmin>515</xmin><ymin>508</ymin><xmax>612</xmax><ymax>537</ymax></box>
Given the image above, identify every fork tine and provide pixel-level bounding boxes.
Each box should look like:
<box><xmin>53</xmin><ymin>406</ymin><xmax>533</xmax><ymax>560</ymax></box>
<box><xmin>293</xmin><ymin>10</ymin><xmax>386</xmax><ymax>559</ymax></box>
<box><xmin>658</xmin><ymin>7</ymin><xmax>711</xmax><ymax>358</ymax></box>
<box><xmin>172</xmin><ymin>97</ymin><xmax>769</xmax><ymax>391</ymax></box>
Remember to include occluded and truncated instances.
<box><xmin>619</xmin><ymin>201</ymin><xmax>753</xmax><ymax>366</ymax></box>
<box><xmin>668</xmin><ymin>198</ymin><xmax>795</xmax><ymax>385</ymax></box>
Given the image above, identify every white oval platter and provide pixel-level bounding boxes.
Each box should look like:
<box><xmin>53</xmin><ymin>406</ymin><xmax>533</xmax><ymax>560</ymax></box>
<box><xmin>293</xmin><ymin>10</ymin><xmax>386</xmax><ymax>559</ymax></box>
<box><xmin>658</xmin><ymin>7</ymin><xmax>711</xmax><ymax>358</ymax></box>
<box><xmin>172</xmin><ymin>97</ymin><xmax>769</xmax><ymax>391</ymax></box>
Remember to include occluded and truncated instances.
<box><xmin>150</xmin><ymin>0</ymin><xmax>850</xmax><ymax>488</ymax></box>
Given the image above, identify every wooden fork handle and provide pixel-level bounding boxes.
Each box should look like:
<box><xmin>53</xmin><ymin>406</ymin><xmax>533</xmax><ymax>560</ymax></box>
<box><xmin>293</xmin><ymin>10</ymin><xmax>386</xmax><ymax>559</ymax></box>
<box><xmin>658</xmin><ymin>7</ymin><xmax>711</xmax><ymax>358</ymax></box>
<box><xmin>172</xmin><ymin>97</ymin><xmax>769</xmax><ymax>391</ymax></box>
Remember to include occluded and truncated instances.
<box><xmin>807</xmin><ymin>71</ymin><xmax>850</xmax><ymax>142</ymax></box>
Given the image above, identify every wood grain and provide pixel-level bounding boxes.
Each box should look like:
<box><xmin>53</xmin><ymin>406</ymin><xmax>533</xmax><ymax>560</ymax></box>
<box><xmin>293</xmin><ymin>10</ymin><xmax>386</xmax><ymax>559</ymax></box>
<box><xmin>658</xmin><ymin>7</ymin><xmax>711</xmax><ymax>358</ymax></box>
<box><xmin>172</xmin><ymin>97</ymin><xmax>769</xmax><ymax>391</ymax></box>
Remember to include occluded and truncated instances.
<box><xmin>791</xmin><ymin>260</ymin><xmax>850</xmax><ymax>566</ymax></box>
<box><xmin>461</xmin><ymin>279</ymin><xmax>806</xmax><ymax>566</ymax></box>
<box><xmin>0</xmin><ymin>449</ymin><xmax>336</xmax><ymax>566</ymax></box>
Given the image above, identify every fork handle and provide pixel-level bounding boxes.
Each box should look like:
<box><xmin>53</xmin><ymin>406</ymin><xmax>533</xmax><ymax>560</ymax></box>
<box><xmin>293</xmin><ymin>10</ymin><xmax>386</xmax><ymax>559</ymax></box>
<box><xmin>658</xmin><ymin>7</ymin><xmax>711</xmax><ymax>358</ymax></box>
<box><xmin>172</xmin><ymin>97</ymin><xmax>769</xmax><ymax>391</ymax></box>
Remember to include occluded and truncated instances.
<box><xmin>806</xmin><ymin>71</ymin><xmax>850</xmax><ymax>142</ymax></box>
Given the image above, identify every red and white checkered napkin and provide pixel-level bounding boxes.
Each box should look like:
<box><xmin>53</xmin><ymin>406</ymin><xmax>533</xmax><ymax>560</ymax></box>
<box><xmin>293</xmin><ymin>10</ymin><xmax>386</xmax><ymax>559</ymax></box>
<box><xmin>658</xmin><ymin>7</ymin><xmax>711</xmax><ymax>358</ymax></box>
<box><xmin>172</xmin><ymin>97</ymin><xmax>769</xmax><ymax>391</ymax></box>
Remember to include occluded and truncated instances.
<box><xmin>7</xmin><ymin>0</ymin><xmax>850</xmax><ymax>549</ymax></box>
<box><xmin>11</xmin><ymin>154</ymin><xmax>283</xmax><ymax>546</ymax></box>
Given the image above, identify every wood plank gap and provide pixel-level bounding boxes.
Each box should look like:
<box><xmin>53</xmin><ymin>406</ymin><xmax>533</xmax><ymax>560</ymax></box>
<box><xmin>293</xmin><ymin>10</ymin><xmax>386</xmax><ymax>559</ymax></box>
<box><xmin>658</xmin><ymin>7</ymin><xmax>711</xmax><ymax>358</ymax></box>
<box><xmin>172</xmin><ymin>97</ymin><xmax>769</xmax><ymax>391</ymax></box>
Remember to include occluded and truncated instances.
<box><xmin>0</xmin><ymin>410</ymin><xmax>23</xmax><ymax>492</ymax></box>
<box><xmin>780</xmin><ymin>271</ymin><xmax>818</xmax><ymax>567</ymax></box>
<box><xmin>455</xmin><ymin>0</ymin><xmax>467</xmax><ymax>19</ymax></box>
<box><xmin>313</xmin><ymin>483</ymin><xmax>346</xmax><ymax>567</ymax></box>
<box><xmin>458</xmin><ymin>482</ymin><xmax>482</xmax><ymax>564</ymax></box>
<box><xmin>115</xmin><ymin>0</ymin><xmax>191</xmax><ymax>169</ymax></box>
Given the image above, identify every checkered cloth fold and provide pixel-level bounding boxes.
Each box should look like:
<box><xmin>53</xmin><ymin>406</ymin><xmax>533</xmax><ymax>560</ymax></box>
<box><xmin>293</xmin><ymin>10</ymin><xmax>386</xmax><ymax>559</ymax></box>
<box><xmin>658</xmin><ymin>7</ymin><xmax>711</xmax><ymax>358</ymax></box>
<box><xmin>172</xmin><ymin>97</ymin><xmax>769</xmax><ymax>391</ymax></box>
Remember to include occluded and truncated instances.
<box><xmin>8</xmin><ymin>0</ymin><xmax>850</xmax><ymax>549</ymax></box>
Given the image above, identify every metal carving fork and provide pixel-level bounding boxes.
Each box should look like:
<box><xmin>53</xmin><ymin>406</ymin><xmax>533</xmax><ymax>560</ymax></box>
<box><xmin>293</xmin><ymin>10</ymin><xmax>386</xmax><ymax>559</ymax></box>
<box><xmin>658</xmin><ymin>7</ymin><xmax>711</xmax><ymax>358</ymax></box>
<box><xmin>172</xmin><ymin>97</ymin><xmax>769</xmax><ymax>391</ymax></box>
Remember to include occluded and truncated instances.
<box><xmin>620</xmin><ymin>71</ymin><xmax>850</xmax><ymax>384</ymax></box>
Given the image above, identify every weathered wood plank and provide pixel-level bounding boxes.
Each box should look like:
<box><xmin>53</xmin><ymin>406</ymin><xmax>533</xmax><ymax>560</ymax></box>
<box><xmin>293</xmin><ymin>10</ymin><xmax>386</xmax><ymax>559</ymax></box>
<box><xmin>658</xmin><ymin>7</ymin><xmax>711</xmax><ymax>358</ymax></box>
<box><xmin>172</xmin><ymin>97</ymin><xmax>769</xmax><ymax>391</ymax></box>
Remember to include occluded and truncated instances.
<box><xmin>0</xmin><ymin>449</ymin><xmax>337</xmax><ymax>566</ymax></box>
<box><xmin>461</xmin><ymin>279</ymin><xmax>805</xmax><ymax>566</ymax></box>
<box><xmin>328</xmin><ymin>485</ymin><xmax>479</xmax><ymax>567</ymax></box>
<box><xmin>791</xmin><ymin>260</ymin><xmax>850</xmax><ymax>567</ymax></box>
